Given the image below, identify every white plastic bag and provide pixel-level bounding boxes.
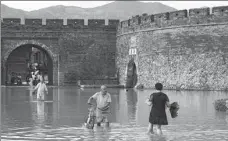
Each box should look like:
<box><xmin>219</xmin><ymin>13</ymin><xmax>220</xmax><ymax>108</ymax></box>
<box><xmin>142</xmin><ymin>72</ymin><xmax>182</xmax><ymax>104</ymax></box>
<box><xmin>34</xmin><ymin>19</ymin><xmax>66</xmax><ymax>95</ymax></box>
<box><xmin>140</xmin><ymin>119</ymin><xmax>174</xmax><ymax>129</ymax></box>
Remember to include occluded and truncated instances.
<box><xmin>145</xmin><ymin>97</ymin><xmax>152</xmax><ymax>106</ymax></box>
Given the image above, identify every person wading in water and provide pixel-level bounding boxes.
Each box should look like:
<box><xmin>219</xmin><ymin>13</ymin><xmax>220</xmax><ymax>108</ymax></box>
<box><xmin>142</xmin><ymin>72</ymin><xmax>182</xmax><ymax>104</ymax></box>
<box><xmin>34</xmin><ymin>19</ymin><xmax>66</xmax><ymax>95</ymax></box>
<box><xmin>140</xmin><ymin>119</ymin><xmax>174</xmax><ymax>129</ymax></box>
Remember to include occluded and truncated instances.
<box><xmin>147</xmin><ymin>83</ymin><xmax>170</xmax><ymax>135</ymax></box>
<box><xmin>87</xmin><ymin>85</ymin><xmax>112</xmax><ymax>127</ymax></box>
<box><xmin>33</xmin><ymin>76</ymin><xmax>48</xmax><ymax>101</ymax></box>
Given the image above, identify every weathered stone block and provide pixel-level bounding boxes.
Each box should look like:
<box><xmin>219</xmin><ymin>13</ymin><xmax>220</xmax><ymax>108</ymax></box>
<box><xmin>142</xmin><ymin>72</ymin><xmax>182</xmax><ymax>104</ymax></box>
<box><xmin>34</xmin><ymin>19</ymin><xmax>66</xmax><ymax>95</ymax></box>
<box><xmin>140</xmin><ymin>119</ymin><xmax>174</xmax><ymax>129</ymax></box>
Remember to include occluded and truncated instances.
<box><xmin>46</xmin><ymin>19</ymin><xmax>64</xmax><ymax>26</ymax></box>
<box><xmin>108</xmin><ymin>19</ymin><xmax>120</xmax><ymax>26</ymax></box>
<box><xmin>212</xmin><ymin>6</ymin><xmax>228</xmax><ymax>16</ymax></box>
<box><xmin>169</xmin><ymin>10</ymin><xmax>188</xmax><ymax>20</ymax></box>
<box><xmin>189</xmin><ymin>7</ymin><xmax>210</xmax><ymax>17</ymax></box>
<box><xmin>88</xmin><ymin>19</ymin><xmax>105</xmax><ymax>26</ymax></box>
<box><xmin>25</xmin><ymin>19</ymin><xmax>42</xmax><ymax>25</ymax></box>
<box><xmin>140</xmin><ymin>14</ymin><xmax>149</xmax><ymax>23</ymax></box>
<box><xmin>129</xmin><ymin>15</ymin><xmax>140</xmax><ymax>26</ymax></box>
<box><xmin>67</xmin><ymin>19</ymin><xmax>84</xmax><ymax>27</ymax></box>
<box><xmin>3</xmin><ymin>18</ymin><xmax>21</xmax><ymax>24</ymax></box>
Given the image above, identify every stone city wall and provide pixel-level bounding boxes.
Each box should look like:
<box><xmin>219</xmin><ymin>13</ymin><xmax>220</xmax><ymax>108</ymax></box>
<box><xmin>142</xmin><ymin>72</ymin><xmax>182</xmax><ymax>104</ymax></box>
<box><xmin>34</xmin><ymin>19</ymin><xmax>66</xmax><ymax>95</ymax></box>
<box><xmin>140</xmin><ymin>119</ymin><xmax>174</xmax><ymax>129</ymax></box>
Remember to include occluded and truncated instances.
<box><xmin>1</xmin><ymin>18</ymin><xmax>119</xmax><ymax>85</ymax></box>
<box><xmin>116</xmin><ymin>6</ymin><xmax>228</xmax><ymax>90</ymax></box>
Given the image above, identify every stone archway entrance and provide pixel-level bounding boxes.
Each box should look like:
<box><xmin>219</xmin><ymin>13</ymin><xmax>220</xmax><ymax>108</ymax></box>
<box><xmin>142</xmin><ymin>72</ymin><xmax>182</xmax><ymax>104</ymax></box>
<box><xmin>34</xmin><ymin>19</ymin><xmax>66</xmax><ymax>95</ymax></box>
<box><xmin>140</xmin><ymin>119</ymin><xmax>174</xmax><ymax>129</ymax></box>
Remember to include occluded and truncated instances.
<box><xmin>126</xmin><ymin>59</ymin><xmax>138</xmax><ymax>88</ymax></box>
<box><xmin>3</xmin><ymin>44</ymin><xmax>53</xmax><ymax>85</ymax></box>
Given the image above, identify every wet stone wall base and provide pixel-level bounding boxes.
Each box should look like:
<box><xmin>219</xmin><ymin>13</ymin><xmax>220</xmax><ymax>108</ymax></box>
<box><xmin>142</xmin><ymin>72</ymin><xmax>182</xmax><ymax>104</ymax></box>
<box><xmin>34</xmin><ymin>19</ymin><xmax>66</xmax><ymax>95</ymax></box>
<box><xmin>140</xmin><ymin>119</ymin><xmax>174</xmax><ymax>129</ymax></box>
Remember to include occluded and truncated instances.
<box><xmin>116</xmin><ymin>6</ymin><xmax>228</xmax><ymax>90</ymax></box>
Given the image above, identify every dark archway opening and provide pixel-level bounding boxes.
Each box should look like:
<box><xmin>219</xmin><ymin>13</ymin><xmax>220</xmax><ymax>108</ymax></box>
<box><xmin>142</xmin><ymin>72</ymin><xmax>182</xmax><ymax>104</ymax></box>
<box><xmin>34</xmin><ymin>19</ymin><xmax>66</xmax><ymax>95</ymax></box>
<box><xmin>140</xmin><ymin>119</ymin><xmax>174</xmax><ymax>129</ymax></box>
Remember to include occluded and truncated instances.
<box><xmin>5</xmin><ymin>44</ymin><xmax>53</xmax><ymax>85</ymax></box>
<box><xmin>126</xmin><ymin>59</ymin><xmax>137</xmax><ymax>88</ymax></box>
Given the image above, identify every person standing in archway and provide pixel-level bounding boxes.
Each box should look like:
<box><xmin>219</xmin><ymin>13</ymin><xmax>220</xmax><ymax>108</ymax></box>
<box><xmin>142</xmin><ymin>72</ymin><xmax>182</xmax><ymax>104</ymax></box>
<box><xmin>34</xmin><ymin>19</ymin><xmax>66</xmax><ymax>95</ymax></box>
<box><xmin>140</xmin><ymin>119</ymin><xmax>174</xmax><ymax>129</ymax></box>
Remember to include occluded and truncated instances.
<box><xmin>31</xmin><ymin>72</ymin><xmax>36</xmax><ymax>86</ymax></box>
<box><xmin>147</xmin><ymin>83</ymin><xmax>170</xmax><ymax>135</ymax></box>
<box><xmin>10</xmin><ymin>72</ymin><xmax>16</xmax><ymax>85</ymax></box>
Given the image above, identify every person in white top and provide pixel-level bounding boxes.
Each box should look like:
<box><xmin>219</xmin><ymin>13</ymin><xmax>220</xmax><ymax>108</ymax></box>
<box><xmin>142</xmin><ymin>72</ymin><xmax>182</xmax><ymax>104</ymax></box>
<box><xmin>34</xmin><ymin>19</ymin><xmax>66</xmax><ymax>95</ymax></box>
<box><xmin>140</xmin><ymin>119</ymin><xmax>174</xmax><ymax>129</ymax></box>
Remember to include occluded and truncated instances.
<box><xmin>87</xmin><ymin>85</ymin><xmax>112</xmax><ymax>127</ymax></box>
<box><xmin>33</xmin><ymin>76</ymin><xmax>48</xmax><ymax>101</ymax></box>
<box><xmin>34</xmin><ymin>69</ymin><xmax>39</xmax><ymax>76</ymax></box>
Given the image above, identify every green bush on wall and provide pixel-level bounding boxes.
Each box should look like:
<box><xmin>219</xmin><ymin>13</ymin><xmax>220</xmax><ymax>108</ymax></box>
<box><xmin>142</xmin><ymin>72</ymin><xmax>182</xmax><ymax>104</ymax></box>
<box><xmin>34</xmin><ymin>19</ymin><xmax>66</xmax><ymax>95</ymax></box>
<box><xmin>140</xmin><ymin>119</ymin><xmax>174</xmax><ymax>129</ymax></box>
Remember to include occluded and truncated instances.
<box><xmin>214</xmin><ymin>98</ymin><xmax>228</xmax><ymax>111</ymax></box>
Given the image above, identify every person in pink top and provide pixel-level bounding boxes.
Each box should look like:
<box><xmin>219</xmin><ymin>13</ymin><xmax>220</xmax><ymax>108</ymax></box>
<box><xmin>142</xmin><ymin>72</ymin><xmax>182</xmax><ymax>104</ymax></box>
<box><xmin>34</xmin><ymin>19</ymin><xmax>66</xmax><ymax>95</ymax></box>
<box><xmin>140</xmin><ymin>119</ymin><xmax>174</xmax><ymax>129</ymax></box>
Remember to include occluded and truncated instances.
<box><xmin>33</xmin><ymin>76</ymin><xmax>48</xmax><ymax>101</ymax></box>
<box><xmin>87</xmin><ymin>85</ymin><xmax>112</xmax><ymax>127</ymax></box>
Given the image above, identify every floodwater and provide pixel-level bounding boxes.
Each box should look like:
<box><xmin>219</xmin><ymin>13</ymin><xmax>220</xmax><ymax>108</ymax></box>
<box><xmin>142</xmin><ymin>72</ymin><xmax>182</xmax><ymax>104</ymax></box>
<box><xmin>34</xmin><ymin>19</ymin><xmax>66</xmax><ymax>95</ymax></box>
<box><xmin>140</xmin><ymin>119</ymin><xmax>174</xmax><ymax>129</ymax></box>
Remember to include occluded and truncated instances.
<box><xmin>1</xmin><ymin>86</ymin><xmax>228</xmax><ymax>141</ymax></box>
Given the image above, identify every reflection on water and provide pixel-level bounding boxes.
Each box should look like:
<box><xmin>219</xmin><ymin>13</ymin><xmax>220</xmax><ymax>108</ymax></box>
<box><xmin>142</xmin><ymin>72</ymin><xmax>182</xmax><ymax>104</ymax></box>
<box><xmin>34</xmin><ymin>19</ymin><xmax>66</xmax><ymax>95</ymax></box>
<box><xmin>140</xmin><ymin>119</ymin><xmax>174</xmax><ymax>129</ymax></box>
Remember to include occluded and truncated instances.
<box><xmin>1</xmin><ymin>87</ymin><xmax>228</xmax><ymax>141</ymax></box>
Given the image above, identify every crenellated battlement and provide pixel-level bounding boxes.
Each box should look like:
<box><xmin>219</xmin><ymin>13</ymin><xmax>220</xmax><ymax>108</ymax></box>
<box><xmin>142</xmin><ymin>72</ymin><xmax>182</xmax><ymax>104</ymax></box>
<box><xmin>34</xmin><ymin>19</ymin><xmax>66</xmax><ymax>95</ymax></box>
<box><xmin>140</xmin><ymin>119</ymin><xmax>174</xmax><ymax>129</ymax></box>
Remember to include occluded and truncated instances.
<box><xmin>1</xmin><ymin>18</ymin><xmax>120</xmax><ymax>30</ymax></box>
<box><xmin>118</xmin><ymin>6</ymin><xmax>228</xmax><ymax>35</ymax></box>
<box><xmin>2</xmin><ymin>6</ymin><xmax>228</xmax><ymax>33</ymax></box>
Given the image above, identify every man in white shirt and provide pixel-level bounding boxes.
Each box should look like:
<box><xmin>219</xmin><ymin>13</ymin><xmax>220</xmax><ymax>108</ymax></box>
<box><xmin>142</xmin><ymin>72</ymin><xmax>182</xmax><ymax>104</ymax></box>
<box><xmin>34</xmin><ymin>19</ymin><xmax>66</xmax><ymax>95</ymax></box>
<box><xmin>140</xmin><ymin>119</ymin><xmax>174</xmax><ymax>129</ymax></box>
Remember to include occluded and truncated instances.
<box><xmin>87</xmin><ymin>85</ymin><xmax>111</xmax><ymax>127</ymax></box>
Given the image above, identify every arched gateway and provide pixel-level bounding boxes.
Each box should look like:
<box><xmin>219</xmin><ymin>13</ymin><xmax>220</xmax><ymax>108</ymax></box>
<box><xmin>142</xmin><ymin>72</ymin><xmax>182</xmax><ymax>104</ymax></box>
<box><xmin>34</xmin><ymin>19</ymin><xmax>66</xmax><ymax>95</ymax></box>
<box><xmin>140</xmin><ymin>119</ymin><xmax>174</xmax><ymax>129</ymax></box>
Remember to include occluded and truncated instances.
<box><xmin>125</xmin><ymin>59</ymin><xmax>138</xmax><ymax>88</ymax></box>
<box><xmin>1</xmin><ymin>18</ymin><xmax>119</xmax><ymax>86</ymax></box>
<box><xmin>1</xmin><ymin>40</ymin><xmax>58</xmax><ymax>86</ymax></box>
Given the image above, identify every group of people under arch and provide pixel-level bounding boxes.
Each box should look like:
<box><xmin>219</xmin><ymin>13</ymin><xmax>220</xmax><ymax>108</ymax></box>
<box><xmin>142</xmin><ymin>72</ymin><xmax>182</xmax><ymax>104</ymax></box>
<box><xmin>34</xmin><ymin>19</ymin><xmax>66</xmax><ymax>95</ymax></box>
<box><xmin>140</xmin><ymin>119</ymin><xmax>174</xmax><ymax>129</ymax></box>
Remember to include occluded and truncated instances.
<box><xmin>26</xmin><ymin>63</ymin><xmax>48</xmax><ymax>87</ymax></box>
<box><xmin>10</xmin><ymin>63</ymin><xmax>48</xmax><ymax>86</ymax></box>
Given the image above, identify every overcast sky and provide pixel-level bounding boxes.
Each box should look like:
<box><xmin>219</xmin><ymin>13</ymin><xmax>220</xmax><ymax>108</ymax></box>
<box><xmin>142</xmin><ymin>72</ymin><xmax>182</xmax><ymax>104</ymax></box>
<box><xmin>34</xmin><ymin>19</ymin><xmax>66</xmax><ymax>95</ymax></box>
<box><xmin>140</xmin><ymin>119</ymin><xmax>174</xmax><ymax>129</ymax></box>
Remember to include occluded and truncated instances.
<box><xmin>2</xmin><ymin>1</ymin><xmax>228</xmax><ymax>11</ymax></box>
